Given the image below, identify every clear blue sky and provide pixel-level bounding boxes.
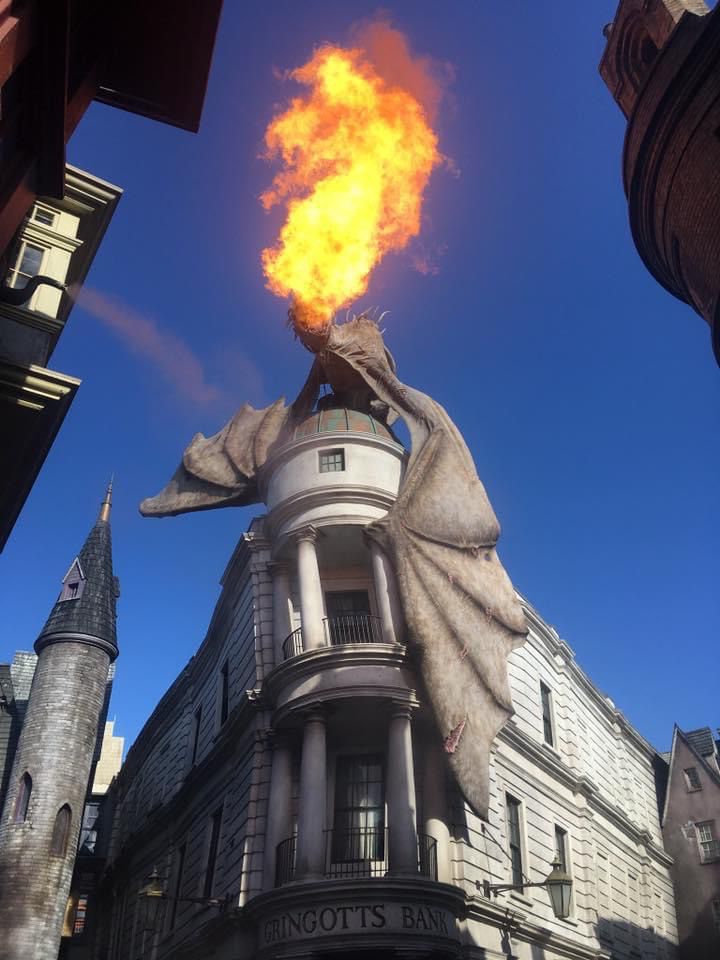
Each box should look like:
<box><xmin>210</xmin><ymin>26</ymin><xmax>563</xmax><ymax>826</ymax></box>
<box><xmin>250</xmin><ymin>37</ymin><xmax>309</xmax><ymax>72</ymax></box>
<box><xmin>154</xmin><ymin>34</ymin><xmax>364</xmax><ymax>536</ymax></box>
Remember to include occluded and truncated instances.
<box><xmin>3</xmin><ymin>2</ymin><xmax>718</xmax><ymax>754</ymax></box>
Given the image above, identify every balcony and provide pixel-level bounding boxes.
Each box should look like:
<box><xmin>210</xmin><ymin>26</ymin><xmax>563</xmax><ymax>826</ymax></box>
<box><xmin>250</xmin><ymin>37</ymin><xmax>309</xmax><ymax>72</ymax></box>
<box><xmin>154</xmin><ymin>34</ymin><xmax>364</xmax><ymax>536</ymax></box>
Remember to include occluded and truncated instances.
<box><xmin>281</xmin><ymin>614</ymin><xmax>383</xmax><ymax>661</ymax></box>
<box><xmin>275</xmin><ymin>829</ymin><xmax>438</xmax><ymax>886</ymax></box>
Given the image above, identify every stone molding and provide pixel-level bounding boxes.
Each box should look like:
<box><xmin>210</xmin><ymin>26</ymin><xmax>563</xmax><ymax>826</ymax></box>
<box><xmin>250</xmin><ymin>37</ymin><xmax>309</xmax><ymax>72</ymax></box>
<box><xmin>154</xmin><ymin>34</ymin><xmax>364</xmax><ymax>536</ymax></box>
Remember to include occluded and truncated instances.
<box><xmin>34</xmin><ymin>630</ymin><xmax>117</xmax><ymax>661</ymax></box>
<box><xmin>267</xmin><ymin>486</ymin><xmax>399</xmax><ymax>544</ymax></box>
<box><xmin>498</xmin><ymin>720</ymin><xmax>672</xmax><ymax>866</ymax></box>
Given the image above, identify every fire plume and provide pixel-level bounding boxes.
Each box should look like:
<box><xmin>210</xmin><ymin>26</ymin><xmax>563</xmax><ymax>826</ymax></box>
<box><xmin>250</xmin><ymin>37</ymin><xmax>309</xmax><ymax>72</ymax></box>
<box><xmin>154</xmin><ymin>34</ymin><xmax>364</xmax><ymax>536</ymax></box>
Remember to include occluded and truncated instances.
<box><xmin>260</xmin><ymin>41</ymin><xmax>441</xmax><ymax>331</ymax></box>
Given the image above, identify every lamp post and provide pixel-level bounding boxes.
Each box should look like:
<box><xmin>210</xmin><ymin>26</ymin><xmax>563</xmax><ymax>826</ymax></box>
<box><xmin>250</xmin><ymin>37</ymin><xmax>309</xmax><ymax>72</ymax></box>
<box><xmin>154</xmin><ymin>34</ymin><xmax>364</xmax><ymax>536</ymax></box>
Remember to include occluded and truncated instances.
<box><xmin>138</xmin><ymin>867</ymin><xmax>232</xmax><ymax>933</ymax></box>
<box><xmin>480</xmin><ymin>857</ymin><xmax>573</xmax><ymax>920</ymax></box>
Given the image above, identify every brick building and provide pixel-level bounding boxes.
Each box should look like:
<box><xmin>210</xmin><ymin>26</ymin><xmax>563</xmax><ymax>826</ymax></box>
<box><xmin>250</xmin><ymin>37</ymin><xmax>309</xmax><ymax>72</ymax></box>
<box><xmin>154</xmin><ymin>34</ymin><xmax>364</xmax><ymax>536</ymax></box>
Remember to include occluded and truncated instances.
<box><xmin>599</xmin><ymin>0</ymin><xmax>720</xmax><ymax>364</ymax></box>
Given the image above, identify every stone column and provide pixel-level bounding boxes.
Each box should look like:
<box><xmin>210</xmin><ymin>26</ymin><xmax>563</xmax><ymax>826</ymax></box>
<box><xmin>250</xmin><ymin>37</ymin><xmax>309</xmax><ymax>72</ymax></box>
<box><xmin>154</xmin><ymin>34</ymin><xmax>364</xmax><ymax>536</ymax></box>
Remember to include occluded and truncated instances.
<box><xmin>386</xmin><ymin>704</ymin><xmax>418</xmax><ymax>875</ymax></box>
<box><xmin>269</xmin><ymin>562</ymin><xmax>292</xmax><ymax>666</ymax></box>
<box><xmin>296</xmin><ymin>527</ymin><xmax>325</xmax><ymax>651</ymax></box>
<box><xmin>370</xmin><ymin>542</ymin><xmax>401</xmax><ymax>644</ymax></box>
<box><xmin>423</xmin><ymin>738</ymin><xmax>452</xmax><ymax>883</ymax></box>
<box><xmin>263</xmin><ymin>734</ymin><xmax>293</xmax><ymax>890</ymax></box>
<box><xmin>295</xmin><ymin>709</ymin><xmax>327</xmax><ymax>880</ymax></box>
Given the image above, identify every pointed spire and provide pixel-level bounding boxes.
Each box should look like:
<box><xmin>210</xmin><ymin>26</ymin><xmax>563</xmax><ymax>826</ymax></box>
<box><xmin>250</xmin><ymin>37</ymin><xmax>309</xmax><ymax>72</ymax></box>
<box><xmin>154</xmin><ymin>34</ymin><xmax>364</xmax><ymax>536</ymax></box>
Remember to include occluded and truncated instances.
<box><xmin>35</xmin><ymin>479</ymin><xmax>119</xmax><ymax>661</ymax></box>
<box><xmin>98</xmin><ymin>474</ymin><xmax>113</xmax><ymax>523</ymax></box>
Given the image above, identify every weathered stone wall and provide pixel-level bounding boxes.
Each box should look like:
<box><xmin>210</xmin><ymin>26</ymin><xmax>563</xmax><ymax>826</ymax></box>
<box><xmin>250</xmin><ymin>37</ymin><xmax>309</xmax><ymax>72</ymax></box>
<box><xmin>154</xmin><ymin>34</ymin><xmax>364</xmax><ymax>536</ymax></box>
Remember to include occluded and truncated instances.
<box><xmin>0</xmin><ymin>641</ymin><xmax>110</xmax><ymax>960</ymax></box>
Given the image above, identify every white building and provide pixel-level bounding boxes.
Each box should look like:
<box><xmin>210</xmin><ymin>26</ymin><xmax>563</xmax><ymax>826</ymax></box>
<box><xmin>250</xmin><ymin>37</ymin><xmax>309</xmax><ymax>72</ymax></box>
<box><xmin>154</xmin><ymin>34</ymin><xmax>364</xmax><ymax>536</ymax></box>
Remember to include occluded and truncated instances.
<box><xmin>101</xmin><ymin>404</ymin><xmax>677</xmax><ymax>960</ymax></box>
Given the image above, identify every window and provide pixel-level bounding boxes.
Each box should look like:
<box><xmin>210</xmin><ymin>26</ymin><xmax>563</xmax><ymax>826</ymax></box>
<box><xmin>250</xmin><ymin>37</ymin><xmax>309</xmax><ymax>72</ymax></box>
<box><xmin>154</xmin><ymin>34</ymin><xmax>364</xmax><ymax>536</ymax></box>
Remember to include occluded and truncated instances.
<box><xmin>203</xmin><ymin>809</ymin><xmax>223</xmax><ymax>898</ymax></box>
<box><xmin>73</xmin><ymin>896</ymin><xmax>88</xmax><ymax>936</ymax></box>
<box><xmin>7</xmin><ymin>241</ymin><xmax>44</xmax><ymax>289</ymax></box>
<box><xmin>14</xmin><ymin>771</ymin><xmax>31</xmax><ymax>822</ymax></box>
<box><xmin>696</xmin><ymin>821</ymin><xmax>720</xmax><ymax>862</ymax></box>
<box><xmin>540</xmin><ymin>683</ymin><xmax>554</xmax><ymax>746</ymax></box>
<box><xmin>325</xmin><ymin>590</ymin><xmax>374</xmax><ymax>644</ymax></box>
<box><xmin>333</xmin><ymin>755</ymin><xmax>384</xmax><ymax>862</ymax></box>
<box><xmin>684</xmin><ymin>767</ymin><xmax>702</xmax><ymax>791</ymax></box>
<box><xmin>79</xmin><ymin>802</ymin><xmax>100</xmax><ymax>855</ymax></box>
<box><xmin>59</xmin><ymin>559</ymin><xmax>85</xmax><ymax>602</ymax></box>
<box><xmin>50</xmin><ymin>804</ymin><xmax>72</xmax><ymax>856</ymax></box>
<box><xmin>32</xmin><ymin>205</ymin><xmax>55</xmax><ymax>227</ymax></box>
<box><xmin>712</xmin><ymin>899</ymin><xmax>720</xmax><ymax>935</ymax></box>
<box><xmin>190</xmin><ymin>706</ymin><xmax>202</xmax><ymax>765</ymax></box>
<box><xmin>169</xmin><ymin>843</ymin><xmax>186</xmax><ymax>930</ymax></box>
<box><xmin>218</xmin><ymin>661</ymin><xmax>229</xmax><ymax>726</ymax></box>
<box><xmin>319</xmin><ymin>448</ymin><xmax>345</xmax><ymax>473</ymax></box>
<box><xmin>554</xmin><ymin>825</ymin><xmax>568</xmax><ymax>871</ymax></box>
<box><xmin>506</xmin><ymin>795</ymin><xmax>523</xmax><ymax>886</ymax></box>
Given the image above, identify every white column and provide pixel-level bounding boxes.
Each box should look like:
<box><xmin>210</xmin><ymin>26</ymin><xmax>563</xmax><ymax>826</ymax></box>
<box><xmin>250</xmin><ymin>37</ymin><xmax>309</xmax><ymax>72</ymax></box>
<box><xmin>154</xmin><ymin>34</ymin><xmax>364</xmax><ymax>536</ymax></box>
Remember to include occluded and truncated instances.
<box><xmin>296</xmin><ymin>527</ymin><xmax>325</xmax><ymax>651</ymax></box>
<box><xmin>370</xmin><ymin>542</ymin><xmax>401</xmax><ymax>644</ymax></box>
<box><xmin>295</xmin><ymin>709</ymin><xmax>327</xmax><ymax>880</ymax></box>
<box><xmin>269</xmin><ymin>562</ymin><xmax>292</xmax><ymax>666</ymax></box>
<box><xmin>263</xmin><ymin>734</ymin><xmax>292</xmax><ymax>890</ymax></box>
<box><xmin>423</xmin><ymin>738</ymin><xmax>452</xmax><ymax>883</ymax></box>
<box><xmin>386</xmin><ymin>704</ymin><xmax>418</xmax><ymax>875</ymax></box>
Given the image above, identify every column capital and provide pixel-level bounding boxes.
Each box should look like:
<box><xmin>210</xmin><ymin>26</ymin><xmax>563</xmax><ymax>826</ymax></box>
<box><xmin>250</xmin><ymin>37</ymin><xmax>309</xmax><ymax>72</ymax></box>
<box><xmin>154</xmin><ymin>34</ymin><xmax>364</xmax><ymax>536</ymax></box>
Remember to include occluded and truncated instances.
<box><xmin>267</xmin><ymin>560</ymin><xmax>291</xmax><ymax>577</ymax></box>
<box><xmin>389</xmin><ymin>701</ymin><xmax>415</xmax><ymax>722</ymax></box>
<box><xmin>302</xmin><ymin>703</ymin><xmax>327</xmax><ymax>725</ymax></box>
<box><xmin>294</xmin><ymin>524</ymin><xmax>321</xmax><ymax>545</ymax></box>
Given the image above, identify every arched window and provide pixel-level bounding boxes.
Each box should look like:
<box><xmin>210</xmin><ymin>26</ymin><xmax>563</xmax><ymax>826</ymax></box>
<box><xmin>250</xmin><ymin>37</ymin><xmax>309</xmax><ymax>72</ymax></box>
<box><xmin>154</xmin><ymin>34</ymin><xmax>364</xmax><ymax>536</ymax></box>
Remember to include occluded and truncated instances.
<box><xmin>13</xmin><ymin>772</ymin><xmax>32</xmax><ymax>822</ymax></box>
<box><xmin>50</xmin><ymin>804</ymin><xmax>72</xmax><ymax>857</ymax></box>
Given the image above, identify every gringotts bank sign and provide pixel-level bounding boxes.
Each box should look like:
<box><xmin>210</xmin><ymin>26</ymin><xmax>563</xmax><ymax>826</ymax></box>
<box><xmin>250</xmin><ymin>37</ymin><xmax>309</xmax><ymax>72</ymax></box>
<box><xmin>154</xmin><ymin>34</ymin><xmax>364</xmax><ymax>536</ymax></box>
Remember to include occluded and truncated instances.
<box><xmin>262</xmin><ymin>899</ymin><xmax>458</xmax><ymax>947</ymax></box>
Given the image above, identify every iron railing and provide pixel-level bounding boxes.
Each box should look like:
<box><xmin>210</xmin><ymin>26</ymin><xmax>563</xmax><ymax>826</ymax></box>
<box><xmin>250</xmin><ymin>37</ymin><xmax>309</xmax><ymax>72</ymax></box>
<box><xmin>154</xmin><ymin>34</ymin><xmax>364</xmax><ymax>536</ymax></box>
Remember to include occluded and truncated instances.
<box><xmin>327</xmin><ymin>826</ymin><xmax>388</xmax><ymax>878</ymax></box>
<box><xmin>282</xmin><ymin>627</ymin><xmax>304</xmax><ymax>661</ymax></box>
<box><xmin>324</xmin><ymin>614</ymin><xmax>382</xmax><ymax>646</ymax></box>
<box><xmin>275</xmin><ymin>835</ymin><xmax>297</xmax><ymax>887</ymax></box>
<box><xmin>275</xmin><ymin>829</ymin><xmax>440</xmax><ymax>886</ymax></box>
<box><xmin>417</xmin><ymin>832</ymin><xmax>438</xmax><ymax>880</ymax></box>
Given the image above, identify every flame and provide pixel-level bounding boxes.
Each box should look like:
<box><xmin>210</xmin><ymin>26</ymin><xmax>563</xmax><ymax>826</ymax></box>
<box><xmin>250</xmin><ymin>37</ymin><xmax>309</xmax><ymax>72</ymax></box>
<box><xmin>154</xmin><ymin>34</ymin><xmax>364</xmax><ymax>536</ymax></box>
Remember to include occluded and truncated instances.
<box><xmin>260</xmin><ymin>43</ymin><xmax>441</xmax><ymax>331</ymax></box>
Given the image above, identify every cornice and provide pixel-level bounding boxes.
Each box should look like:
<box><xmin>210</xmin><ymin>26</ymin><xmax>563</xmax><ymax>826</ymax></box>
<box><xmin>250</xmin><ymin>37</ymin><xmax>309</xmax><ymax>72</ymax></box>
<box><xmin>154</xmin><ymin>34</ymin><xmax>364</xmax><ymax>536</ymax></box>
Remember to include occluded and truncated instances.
<box><xmin>266</xmin><ymin>485</ymin><xmax>398</xmax><ymax>543</ymax></box>
<box><xmin>498</xmin><ymin>721</ymin><xmax>671</xmax><ymax>864</ymax></box>
<box><xmin>263</xmin><ymin>643</ymin><xmax>409</xmax><ymax>703</ymax></box>
<box><xmin>519</xmin><ymin>598</ymin><xmax>661</xmax><ymax>764</ymax></box>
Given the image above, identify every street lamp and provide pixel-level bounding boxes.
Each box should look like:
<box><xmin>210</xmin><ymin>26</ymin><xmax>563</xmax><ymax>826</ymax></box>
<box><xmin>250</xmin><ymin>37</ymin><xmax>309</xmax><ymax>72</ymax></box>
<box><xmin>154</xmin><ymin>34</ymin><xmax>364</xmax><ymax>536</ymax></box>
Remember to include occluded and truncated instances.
<box><xmin>480</xmin><ymin>857</ymin><xmax>573</xmax><ymax>920</ymax></box>
<box><xmin>138</xmin><ymin>867</ymin><xmax>232</xmax><ymax>932</ymax></box>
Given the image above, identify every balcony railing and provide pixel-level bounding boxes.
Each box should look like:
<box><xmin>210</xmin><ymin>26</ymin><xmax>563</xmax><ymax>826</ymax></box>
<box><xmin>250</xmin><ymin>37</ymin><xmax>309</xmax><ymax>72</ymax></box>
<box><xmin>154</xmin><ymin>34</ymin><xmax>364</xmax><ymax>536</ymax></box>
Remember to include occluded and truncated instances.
<box><xmin>417</xmin><ymin>832</ymin><xmax>438</xmax><ymax>880</ymax></box>
<box><xmin>274</xmin><ymin>829</ymin><xmax>439</xmax><ymax>885</ymax></box>
<box><xmin>275</xmin><ymin>834</ymin><xmax>297</xmax><ymax>887</ymax></box>
<box><xmin>282</xmin><ymin>627</ymin><xmax>304</xmax><ymax>661</ymax></box>
<box><xmin>324</xmin><ymin>614</ymin><xmax>382</xmax><ymax>646</ymax></box>
<box><xmin>327</xmin><ymin>826</ymin><xmax>387</xmax><ymax>878</ymax></box>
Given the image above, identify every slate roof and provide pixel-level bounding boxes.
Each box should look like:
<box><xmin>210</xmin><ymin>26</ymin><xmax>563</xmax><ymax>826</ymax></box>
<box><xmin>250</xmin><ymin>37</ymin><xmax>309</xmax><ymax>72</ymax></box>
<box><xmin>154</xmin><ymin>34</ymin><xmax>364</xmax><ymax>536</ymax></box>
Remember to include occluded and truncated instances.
<box><xmin>684</xmin><ymin>726</ymin><xmax>716</xmax><ymax>758</ymax></box>
<box><xmin>36</xmin><ymin>496</ymin><xmax>119</xmax><ymax>658</ymax></box>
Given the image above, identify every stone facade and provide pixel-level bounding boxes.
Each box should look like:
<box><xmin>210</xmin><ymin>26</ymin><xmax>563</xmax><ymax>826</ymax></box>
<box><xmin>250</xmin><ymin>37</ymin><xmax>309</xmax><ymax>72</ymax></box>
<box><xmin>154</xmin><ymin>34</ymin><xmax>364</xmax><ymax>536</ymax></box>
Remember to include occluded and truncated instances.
<box><xmin>599</xmin><ymin>0</ymin><xmax>720</xmax><ymax>364</ymax></box>
<box><xmin>98</xmin><ymin>415</ymin><xmax>678</xmax><ymax>960</ymax></box>
<box><xmin>659</xmin><ymin>727</ymin><xmax>720</xmax><ymax>959</ymax></box>
<box><xmin>0</xmin><ymin>489</ymin><xmax>119</xmax><ymax>960</ymax></box>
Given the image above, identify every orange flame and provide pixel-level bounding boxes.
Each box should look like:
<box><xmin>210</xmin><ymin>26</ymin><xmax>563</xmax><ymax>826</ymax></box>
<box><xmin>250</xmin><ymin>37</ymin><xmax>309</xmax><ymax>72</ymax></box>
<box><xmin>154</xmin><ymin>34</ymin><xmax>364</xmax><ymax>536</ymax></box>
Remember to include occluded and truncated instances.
<box><xmin>260</xmin><ymin>42</ymin><xmax>441</xmax><ymax>330</ymax></box>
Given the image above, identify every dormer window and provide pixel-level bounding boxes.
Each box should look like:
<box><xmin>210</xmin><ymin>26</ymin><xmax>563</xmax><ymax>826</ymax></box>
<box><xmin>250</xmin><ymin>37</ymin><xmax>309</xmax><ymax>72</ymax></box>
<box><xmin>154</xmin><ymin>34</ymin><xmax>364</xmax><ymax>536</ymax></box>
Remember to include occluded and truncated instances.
<box><xmin>59</xmin><ymin>558</ymin><xmax>86</xmax><ymax>602</ymax></box>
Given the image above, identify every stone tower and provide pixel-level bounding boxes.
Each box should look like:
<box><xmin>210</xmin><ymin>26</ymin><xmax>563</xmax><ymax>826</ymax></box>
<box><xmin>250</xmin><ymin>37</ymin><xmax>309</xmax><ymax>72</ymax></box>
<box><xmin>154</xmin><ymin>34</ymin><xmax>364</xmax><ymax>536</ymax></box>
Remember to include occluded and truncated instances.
<box><xmin>0</xmin><ymin>482</ymin><xmax>119</xmax><ymax>960</ymax></box>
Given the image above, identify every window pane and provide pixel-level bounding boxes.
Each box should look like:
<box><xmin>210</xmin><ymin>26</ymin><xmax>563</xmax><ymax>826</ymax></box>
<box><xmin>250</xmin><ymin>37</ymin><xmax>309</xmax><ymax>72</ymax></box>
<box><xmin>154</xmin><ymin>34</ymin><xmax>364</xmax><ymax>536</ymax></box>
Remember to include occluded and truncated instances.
<box><xmin>17</xmin><ymin>244</ymin><xmax>44</xmax><ymax>282</ymax></box>
<box><xmin>33</xmin><ymin>207</ymin><xmax>54</xmax><ymax>226</ymax></box>
<box><xmin>506</xmin><ymin>796</ymin><xmax>523</xmax><ymax>885</ymax></box>
<box><xmin>540</xmin><ymin>683</ymin><xmax>554</xmax><ymax>746</ymax></box>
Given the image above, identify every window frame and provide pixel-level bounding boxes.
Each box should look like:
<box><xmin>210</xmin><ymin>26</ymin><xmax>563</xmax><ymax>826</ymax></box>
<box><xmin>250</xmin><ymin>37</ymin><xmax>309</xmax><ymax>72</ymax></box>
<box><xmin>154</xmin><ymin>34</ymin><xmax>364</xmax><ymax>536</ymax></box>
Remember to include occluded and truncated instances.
<box><xmin>318</xmin><ymin>448</ymin><xmax>346</xmax><ymax>473</ymax></box>
<box><xmin>168</xmin><ymin>841</ymin><xmax>187</xmax><ymax>931</ymax></box>
<box><xmin>190</xmin><ymin>705</ymin><xmax>202</xmax><ymax>766</ymax></box>
<box><xmin>683</xmin><ymin>766</ymin><xmax>702</xmax><ymax>792</ymax></box>
<box><xmin>7</xmin><ymin>239</ymin><xmax>46</xmax><ymax>292</ymax></box>
<box><xmin>696</xmin><ymin>820</ymin><xmax>720</xmax><ymax>863</ymax></box>
<box><xmin>50</xmin><ymin>804</ymin><xmax>72</xmax><ymax>857</ymax></box>
<box><xmin>13</xmin><ymin>771</ymin><xmax>32</xmax><ymax>822</ymax></box>
<box><xmin>540</xmin><ymin>682</ymin><xmax>555</xmax><ymax>747</ymax></box>
<box><xmin>202</xmin><ymin>808</ymin><xmax>223</xmax><ymax>899</ymax></box>
<box><xmin>331</xmin><ymin>754</ymin><xmax>385</xmax><ymax>864</ymax></box>
<box><xmin>216</xmin><ymin>659</ymin><xmax>229</xmax><ymax>729</ymax></box>
<box><xmin>505</xmin><ymin>794</ymin><xmax>524</xmax><ymax>887</ymax></box>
